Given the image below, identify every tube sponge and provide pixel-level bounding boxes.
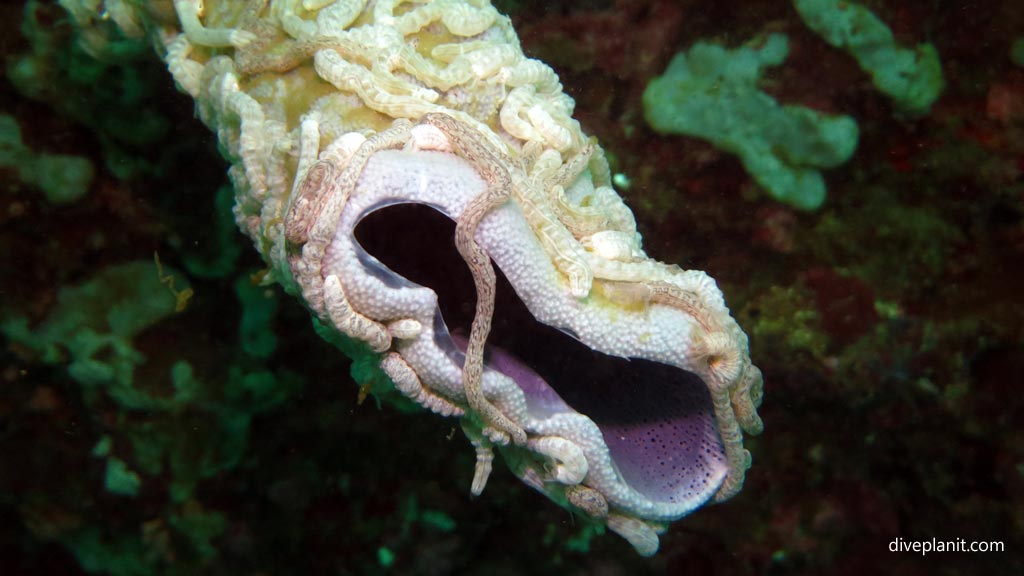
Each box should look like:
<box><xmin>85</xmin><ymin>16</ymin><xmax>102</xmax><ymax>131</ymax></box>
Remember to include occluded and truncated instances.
<box><xmin>643</xmin><ymin>34</ymin><xmax>859</xmax><ymax>210</ymax></box>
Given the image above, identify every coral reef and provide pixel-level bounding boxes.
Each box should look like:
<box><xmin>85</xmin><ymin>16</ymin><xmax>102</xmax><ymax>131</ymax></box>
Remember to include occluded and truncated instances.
<box><xmin>793</xmin><ymin>0</ymin><xmax>944</xmax><ymax>116</ymax></box>
<box><xmin>2</xmin><ymin>0</ymin><xmax>1023</xmax><ymax>574</ymax></box>
<box><xmin>643</xmin><ymin>33</ymin><xmax>858</xmax><ymax>210</ymax></box>
<box><xmin>643</xmin><ymin>0</ymin><xmax>947</xmax><ymax>210</ymax></box>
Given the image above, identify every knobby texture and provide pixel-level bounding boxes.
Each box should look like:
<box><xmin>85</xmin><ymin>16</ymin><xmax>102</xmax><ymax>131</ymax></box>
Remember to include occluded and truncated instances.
<box><xmin>53</xmin><ymin>0</ymin><xmax>761</xmax><ymax>556</ymax></box>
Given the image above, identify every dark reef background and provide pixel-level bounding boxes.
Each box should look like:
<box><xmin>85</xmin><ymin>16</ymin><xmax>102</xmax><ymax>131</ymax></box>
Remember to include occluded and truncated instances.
<box><xmin>1</xmin><ymin>0</ymin><xmax>1022</xmax><ymax>574</ymax></box>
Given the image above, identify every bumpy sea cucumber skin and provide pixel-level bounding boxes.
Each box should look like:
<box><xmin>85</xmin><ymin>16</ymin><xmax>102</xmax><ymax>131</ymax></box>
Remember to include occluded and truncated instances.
<box><xmin>64</xmin><ymin>0</ymin><xmax>763</xmax><ymax>555</ymax></box>
<box><xmin>330</xmin><ymin>150</ymin><xmax>730</xmax><ymax>521</ymax></box>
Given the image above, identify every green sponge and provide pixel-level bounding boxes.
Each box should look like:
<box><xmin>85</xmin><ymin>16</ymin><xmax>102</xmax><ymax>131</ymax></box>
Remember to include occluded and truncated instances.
<box><xmin>793</xmin><ymin>0</ymin><xmax>944</xmax><ymax>116</ymax></box>
<box><xmin>643</xmin><ymin>34</ymin><xmax>858</xmax><ymax>210</ymax></box>
<box><xmin>1</xmin><ymin>261</ymin><xmax>185</xmax><ymax>399</ymax></box>
<box><xmin>0</xmin><ymin>114</ymin><xmax>94</xmax><ymax>204</ymax></box>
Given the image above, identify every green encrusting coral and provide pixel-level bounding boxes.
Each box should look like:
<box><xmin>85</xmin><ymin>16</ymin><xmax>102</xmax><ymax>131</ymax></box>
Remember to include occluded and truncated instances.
<box><xmin>643</xmin><ymin>34</ymin><xmax>859</xmax><ymax>210</ymax></box>
<box><xmin>0</xmin><ymin>114</ymin><xmax>95</xmax><ymax>204</ymax></box>
<box><xmin>1</xmin><ymin>261</ymin><xmax>185</xmax><ymax>395</ymax></box>
<box><xmin>792</xmin><ymin>0</ymin><xmax>944</xmax><ymax>116</ymax></box>
<box><xmin>8</xmin><ymin>0</ymin><xmax>172</xmax><ymax>180</ymax></box>
<box><xmin>1</xmin><ymin>260</ymin><xmax>302</xmax><ymax>573</ymax></box>
<box><xmin>643</xmin><ymin>1</ymin><xmax>944</xmax><ymax>211</ymax></box>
